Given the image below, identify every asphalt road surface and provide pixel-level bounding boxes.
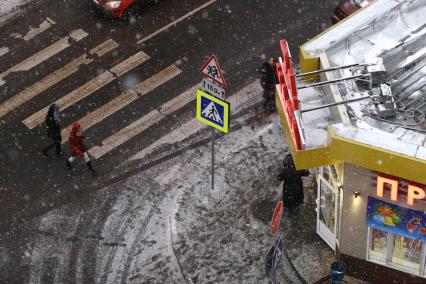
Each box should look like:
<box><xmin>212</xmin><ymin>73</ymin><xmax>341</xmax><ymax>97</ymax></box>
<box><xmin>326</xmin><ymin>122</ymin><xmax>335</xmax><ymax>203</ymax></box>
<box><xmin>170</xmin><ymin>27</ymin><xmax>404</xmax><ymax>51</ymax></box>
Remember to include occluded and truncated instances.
<box><xmin>0</xmin><ymin>0</ymin><xmax>338</xmax><ymax>282</ymax></box>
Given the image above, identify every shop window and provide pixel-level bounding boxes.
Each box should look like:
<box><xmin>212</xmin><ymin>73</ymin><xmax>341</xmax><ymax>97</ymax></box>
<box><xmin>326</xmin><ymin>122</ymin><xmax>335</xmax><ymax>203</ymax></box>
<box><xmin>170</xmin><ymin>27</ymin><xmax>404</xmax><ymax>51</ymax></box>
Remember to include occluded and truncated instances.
<box><xmin>368</xmin><ymin>227</ymin><xmax>388</xmax><ymax>262</ymax></box>
<box><xmin>319</xmin><ymin>178</ymin><xmax>336</xmax><ymax>232</ymax></box>
<box><xmin>319</xmin><ymin>165</ymin><xmax>341</xmax><ymax>190</ymax></box>
<box><xmin>367</xmin><ymin>227</ymin><xmax>426</xmax><ymax>276</ymax></box>
<box><xmin>321</xmin><ymin>166</ymin><xmax>330</xmax><ymax>184</ymax></box>
<box><xmin>391</xmin><ymin>236</ymin><xmax>422</xmax><ymax>272</ymax></box>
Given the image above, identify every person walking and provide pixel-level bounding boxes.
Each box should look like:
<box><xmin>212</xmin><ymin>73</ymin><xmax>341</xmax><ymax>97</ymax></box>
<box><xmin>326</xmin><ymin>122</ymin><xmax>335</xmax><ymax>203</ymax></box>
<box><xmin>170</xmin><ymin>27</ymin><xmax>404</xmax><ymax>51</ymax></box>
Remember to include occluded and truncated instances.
<box><xmin>66</xmin><ymin>122</ymin><xmax>96</xmax><ymax>175</ymax></box>
<box><xmin>42</xmin><ymin>104</ymin><xmax>63</xmax><ymax>156</ymax></box>
<box><xmin>278</xmin><ymin>154</ymin><xmax>309</xmax><ymax>215</ymax></box>
<box><xmin>258</xmin><ymin>57</ymin><xmax>278</xmax><ymax>110</ymax></box>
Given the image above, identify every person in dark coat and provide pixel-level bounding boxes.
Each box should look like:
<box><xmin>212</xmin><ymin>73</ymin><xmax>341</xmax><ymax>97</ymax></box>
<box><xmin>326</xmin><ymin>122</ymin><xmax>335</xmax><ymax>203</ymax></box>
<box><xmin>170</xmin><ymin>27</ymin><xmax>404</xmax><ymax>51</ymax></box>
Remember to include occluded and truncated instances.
<box><xmin>258</xmin><ymin>57</ymin><xmax>278</xmax><ymax>110</ymax></box>
<box><xmin>42</xmin><ymin>104</ymin><xmax>62</xmax><ymax>156</ymax></box>
<box><xmin>66</xmin><ymin>122</ymin><xmax>96</xmax><ymax>175</ymax></box>
<box><xmin>278</xmin><ymin>154</ymin><xmax>309</xmax><ymax>215</ymax></box>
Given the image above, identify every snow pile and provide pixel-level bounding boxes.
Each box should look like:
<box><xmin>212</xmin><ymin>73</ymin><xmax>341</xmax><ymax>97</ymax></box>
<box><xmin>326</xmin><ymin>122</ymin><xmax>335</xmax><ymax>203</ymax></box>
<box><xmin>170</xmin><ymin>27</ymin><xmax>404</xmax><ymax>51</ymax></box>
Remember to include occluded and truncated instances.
<box><xmin>332</xmin><ymin>123</ymin><xmax>426</xmax><ymax>159</ymax></box>
<box><xmin>326</xmin><ymin>0</ymin><xmax>426</xmax><ymax>67</ymax></box>
<box><xmin>303</xmin><ymin>0</ymin><xmax>401</xmax><ymax>57</ymax></box>
<box><xmin>0</xmin><ymin>0</ymin><xmax>30</xmax><ymax>16</ymax></box>
<box><xmin>298</xmin><ymin>86</ymin><xmax>333</xmax><ymax>148</ymax></box>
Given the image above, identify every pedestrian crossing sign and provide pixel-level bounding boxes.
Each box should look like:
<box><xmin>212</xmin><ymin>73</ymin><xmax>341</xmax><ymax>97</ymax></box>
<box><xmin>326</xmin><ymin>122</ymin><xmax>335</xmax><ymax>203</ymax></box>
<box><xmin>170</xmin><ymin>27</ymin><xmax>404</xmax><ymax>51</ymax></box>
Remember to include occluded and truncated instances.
<box><xmin>196</xmin><ymin>90</ymin><xmax>230</xmax><ymax>133</ymax></box>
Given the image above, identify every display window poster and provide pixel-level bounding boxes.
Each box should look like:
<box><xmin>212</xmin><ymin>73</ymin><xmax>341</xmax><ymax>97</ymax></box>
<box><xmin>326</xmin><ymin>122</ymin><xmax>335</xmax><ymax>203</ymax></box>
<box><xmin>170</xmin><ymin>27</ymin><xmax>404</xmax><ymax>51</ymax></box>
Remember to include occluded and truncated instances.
<box><xmin>367</xmin><ymin>197</ymin><xmax>426</xmax><ymax>242</ymax></box>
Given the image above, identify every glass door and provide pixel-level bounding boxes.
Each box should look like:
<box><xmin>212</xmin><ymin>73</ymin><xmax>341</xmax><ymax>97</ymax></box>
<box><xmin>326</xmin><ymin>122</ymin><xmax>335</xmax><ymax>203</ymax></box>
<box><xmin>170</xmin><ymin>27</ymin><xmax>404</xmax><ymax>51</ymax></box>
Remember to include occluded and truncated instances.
<box><xmin>317</xmin><ymin>175</ymin><xmax>338</xmax><ymax>250</ymax></box>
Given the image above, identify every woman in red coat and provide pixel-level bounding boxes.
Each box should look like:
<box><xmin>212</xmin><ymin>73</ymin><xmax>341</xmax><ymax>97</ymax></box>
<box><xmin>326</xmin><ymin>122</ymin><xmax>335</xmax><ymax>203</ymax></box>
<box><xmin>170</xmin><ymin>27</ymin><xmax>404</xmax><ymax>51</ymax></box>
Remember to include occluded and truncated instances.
<box><xmin>66</xmin><ymin>122</ymin><xmax>96</xmax><ymax>174</ymax></box>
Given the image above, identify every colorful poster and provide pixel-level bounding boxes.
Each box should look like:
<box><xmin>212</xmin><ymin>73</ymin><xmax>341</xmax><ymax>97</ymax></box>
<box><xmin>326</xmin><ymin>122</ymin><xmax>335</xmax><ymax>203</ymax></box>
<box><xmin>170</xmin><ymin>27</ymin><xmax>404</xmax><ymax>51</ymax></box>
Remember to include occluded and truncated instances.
<box><xmin>367</xmin><ymin>197</ymin><xmax>426</xmax><ymax>242</ymax></box>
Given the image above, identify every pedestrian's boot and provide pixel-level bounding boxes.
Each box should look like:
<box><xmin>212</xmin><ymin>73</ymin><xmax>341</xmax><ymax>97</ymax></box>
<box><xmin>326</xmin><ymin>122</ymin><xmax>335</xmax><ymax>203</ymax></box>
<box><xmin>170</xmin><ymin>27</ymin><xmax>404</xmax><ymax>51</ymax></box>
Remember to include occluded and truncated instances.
<box><xmin>66</xmin><ymin>160</ymin><xmax>72</xmax><ymax>170</ymax></box>
<box><xmin>86</xmin><ymin>161</ymin><xmax>96</xmax><ymax>175</ymax></box>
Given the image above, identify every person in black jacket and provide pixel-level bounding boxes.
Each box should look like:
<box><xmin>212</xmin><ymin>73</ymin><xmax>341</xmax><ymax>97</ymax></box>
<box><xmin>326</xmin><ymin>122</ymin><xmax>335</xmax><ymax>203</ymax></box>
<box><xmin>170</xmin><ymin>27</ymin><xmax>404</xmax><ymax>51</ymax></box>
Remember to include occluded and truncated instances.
<box><xmin>258</xmin><ymin>57</ymin><xmax>278</xmax><ymax>110</ymax></box>
<box><xmin>42</xmin><ymin>104</ymin><xmax>62</xmax><ymax>156</ymax></box>
<box><xmin>278</xmin><ymin>154</ymin><xmax>309</xmax><ymax>215</ymax></box>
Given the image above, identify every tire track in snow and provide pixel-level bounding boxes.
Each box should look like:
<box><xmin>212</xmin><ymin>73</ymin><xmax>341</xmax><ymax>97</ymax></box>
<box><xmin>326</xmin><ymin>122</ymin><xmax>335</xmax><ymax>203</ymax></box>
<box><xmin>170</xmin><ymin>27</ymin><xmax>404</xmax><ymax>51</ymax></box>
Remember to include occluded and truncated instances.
<box><xmin>65</xmin><ymin>194</ymin><xmax>119</xmax><ymax>283</ymax></box>
<box><xmin>98</xmin><ymin>178</ymin><xmax>161</xmax><ymax>283</ymax></box>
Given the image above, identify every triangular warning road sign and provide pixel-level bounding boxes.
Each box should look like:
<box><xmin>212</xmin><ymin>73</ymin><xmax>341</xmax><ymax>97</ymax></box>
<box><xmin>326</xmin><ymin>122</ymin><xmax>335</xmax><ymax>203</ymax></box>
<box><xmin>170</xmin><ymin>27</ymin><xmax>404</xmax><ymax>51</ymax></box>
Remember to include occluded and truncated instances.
<box><xmin>199</xmin><ymin>55</ymin><xmax>227</xmax><ymax>88</ymax></box>
<box><xmin>201</xmin><ymin>101</ymin><xmax>223</xmax><ymax>124</ymax></box>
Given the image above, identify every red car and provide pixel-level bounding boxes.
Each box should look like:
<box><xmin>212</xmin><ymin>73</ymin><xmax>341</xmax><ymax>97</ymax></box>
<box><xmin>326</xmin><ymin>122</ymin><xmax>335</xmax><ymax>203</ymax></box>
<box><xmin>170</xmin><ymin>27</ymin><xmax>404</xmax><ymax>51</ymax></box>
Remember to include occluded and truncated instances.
<box><xmin>332</xmin><ymin>0</ymin><xmax>371</xmax><ymax>24</ymax></box>
<box><xmin>92</xmin><ymin>0</ymin><xmax>155</xmax><ymax>18</ymax></box>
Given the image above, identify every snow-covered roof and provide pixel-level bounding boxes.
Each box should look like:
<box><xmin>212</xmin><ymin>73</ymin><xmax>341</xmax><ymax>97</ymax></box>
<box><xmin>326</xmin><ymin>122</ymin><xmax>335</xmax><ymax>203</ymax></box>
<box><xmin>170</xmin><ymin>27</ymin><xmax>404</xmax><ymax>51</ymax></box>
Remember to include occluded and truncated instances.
<box><xmin>298</xmin><ymin>86</ymin><xmax>332</xmax><ymax>148</ymax></box>
<box><xmin>299</xmin><ymin>0</ymin><xmax>426</xmax><ymax>161</ymax></box>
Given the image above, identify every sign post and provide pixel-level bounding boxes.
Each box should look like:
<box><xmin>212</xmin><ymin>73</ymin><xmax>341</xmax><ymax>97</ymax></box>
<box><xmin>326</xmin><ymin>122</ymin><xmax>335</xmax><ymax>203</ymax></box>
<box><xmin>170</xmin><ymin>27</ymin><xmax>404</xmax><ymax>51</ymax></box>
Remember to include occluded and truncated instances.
<box><xmin>211</xmin><ymin>127</ymin><xmax>214</xmax><ymax>189</ymax></box>
<box><xmin>198</xmin><ymin>55</ymin><xmax>228</xmax><ymax>190</ymax></box>
<box><xmin>271</xmin><ymin>235</ymin><xmax>284</xmax><ymax>275</ymax></box>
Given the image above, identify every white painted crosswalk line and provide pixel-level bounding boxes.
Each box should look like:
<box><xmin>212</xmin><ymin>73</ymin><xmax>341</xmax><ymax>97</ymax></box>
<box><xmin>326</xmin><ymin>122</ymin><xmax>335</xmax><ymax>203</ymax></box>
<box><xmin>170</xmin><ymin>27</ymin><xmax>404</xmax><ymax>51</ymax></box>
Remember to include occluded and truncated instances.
<box><xmin>89</xmin><ymin>83</ymin><xmax>194</xmax><ymax>159</ymax></box>
<box><xmin>23</xmin><ymin>51</ymin><xmax>150</xmax><ymax>129</ymax></box>
<box><xmin>0</xmin><ymin>18</ymin><xmax>56</xmax><ymax>59</ymax></box>
<box><xmin>60</xmin><ymin>90</ymin><xmax>139</xmax><ymax>143</ymax></box>
<box><xmin>0</xmin><ymin>9</ymin><xmax>22</xmax><ymax>29</ymax></box>
<box><xmin>134</xmin><ymin>64</ymin><xmax>182</xmax><ymax>95</ymax></box>
<box><xmin>130</xmin><ymin>119</ymin><xmax>201</xmax><ymax>162</ymax></box>
<box><xmin>22</xmin><ymin>17</ymin><xmax>55</xmax><ymax>41</ymax></box>
<box><xmin>0</xmin><ymin>28</ymin><xmax>88</xmax><ymax>86</ymax></box>
<box><xmin>0</xmin><ymin>39</ymin><xmax>118</xmax><ymax>119</ymax></box>
<box><xmin>128</xmin><ymin>81</ymin><xmax>261</xmax><ymax>161</ymax></box>
<box><xmin>0</xmin><ymin>47</ymin><xmax>9</xmax><ymax>57</ymax></box>
<box><xmin>109</xmin><ymin>51</ymin><xmax>150</xmax><ymax>76</ymax></box>
<box><xmin>88</xmin><ymin>38</ymin><xmax>119</xmax><ymax>57</ymax></box>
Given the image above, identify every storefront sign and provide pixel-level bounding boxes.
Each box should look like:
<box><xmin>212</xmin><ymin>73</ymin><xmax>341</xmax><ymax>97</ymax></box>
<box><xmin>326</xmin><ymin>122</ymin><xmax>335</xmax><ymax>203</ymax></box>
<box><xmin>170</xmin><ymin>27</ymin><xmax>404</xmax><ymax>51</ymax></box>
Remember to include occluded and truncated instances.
<box><xmin>367</xmin><ymin>197</ymin><xmax>426</xmax><ymax>242</ymax></box>
<box><xmin>374</xmin><ymin>174</ymin><xmax>426</xmax><ymax>206</ymax></box>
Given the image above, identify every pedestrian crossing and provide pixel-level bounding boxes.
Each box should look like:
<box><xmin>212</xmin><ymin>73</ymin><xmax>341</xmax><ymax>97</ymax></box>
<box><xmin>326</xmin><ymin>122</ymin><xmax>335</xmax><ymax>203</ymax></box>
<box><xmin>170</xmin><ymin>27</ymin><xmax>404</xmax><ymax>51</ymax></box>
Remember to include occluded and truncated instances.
<box><xmin>88</xmin><ymin>84</ymin><xmax>195</xmax><ymax>159</ymax></box>
<box><xmin>58</xmin><ymin>63</ymin><xmax>182</xmax><ymax>142</ymax></box>
<box><xmin>0</xmin><ymin>7</ymin><xmax>244</xmax><ymax>166</ymax></box>
<box><xmin>0</xmin><ymin>28</ymin><xmax>88</xmax><ymax>86</ymax></box>
<box><xmin>0</xmin><ymin>39</ymin><xmax>118</xmax><ymax>119</ymax></box>
<box><xmin>20</xmin><ymin>17</ymin><xmax>55</xmax><ymax>41</ymax></box>
<box><xmin>0</xmin><ymin>17</ymin><xmax>55</xmax><ymax>60</ymax></box>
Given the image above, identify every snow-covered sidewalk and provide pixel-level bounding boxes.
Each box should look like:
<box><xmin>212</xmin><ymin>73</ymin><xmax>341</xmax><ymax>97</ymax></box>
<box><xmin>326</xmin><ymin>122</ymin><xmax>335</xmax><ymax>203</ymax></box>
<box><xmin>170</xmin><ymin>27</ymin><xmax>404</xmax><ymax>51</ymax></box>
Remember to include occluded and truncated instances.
<box><xmin>166</xmin><ymin>111</ymin><xmax>330</xmax><ymax>283</ymax></box>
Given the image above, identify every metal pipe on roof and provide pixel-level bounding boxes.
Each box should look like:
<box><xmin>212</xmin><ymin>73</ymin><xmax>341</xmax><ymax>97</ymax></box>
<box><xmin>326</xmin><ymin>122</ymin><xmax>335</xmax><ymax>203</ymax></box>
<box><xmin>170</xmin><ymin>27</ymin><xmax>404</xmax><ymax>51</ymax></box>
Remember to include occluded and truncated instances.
<box><xmin>391</xmin><ymin>62</ymin><xmax>426</xmax><ymax>90</ymax></box>
<box><xmin>387</xmin><ymin>50</ymin><xmax>426</xmax><ymax>80</ymax></box>
<box><xmin>397</xmin><ymin>81</ymin><xmax>426</xmax><ymax>102</ymax></box>
<box><xmin>297</xmin><ymin>74</ymin><xmax>369</xmax><ymax>89</ymax></box>
<box><xmin>300</xmin><ymin>95</ymin><xmax>371</xmax><ymax>113</ymax></box>
<box><xmin>295</xmin><ymin>63</ymin><xmax>366</xmax><ymax>77</ymax></box>
<box><xmin>403</xmin><ymin>90</ymin><xmax>426</xmax><ymax>109</ymax></box>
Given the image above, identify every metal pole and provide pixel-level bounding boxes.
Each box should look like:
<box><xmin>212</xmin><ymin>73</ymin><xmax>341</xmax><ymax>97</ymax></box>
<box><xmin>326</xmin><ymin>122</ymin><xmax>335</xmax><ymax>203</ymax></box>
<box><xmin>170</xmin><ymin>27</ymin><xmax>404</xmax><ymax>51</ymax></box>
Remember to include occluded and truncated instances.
<box><xmin>295</xmin><ymin>63</ymin><xmax>366</xmax><ymax>77</ymax></box>
<box><xmin>211</xmin><ymin>128</ymin><xmax>214</xmax><ymax>190</ymax></box>
<box><xmin>300</xmin><ymin>95</ymin><xmax>371</xmax><ymax>113</ymax></box>
<box><xmin>297</xmin><ymin>74</ymin><xmax>369</xmax><ymax>89</ymax></box>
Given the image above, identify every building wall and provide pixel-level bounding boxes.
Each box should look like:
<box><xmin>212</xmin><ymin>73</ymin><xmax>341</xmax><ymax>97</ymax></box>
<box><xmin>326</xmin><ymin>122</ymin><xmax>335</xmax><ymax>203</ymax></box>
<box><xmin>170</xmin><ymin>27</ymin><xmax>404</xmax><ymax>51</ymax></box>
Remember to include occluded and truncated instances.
<box><xmin>339</xmin><ymin>162</ymin><xmax>426</xmax><ymax>258</ymax></box>
<box><xmin>339</xmin><ymin>163</ymin><xmax>370</xmax><ymax>259</ymax></box>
